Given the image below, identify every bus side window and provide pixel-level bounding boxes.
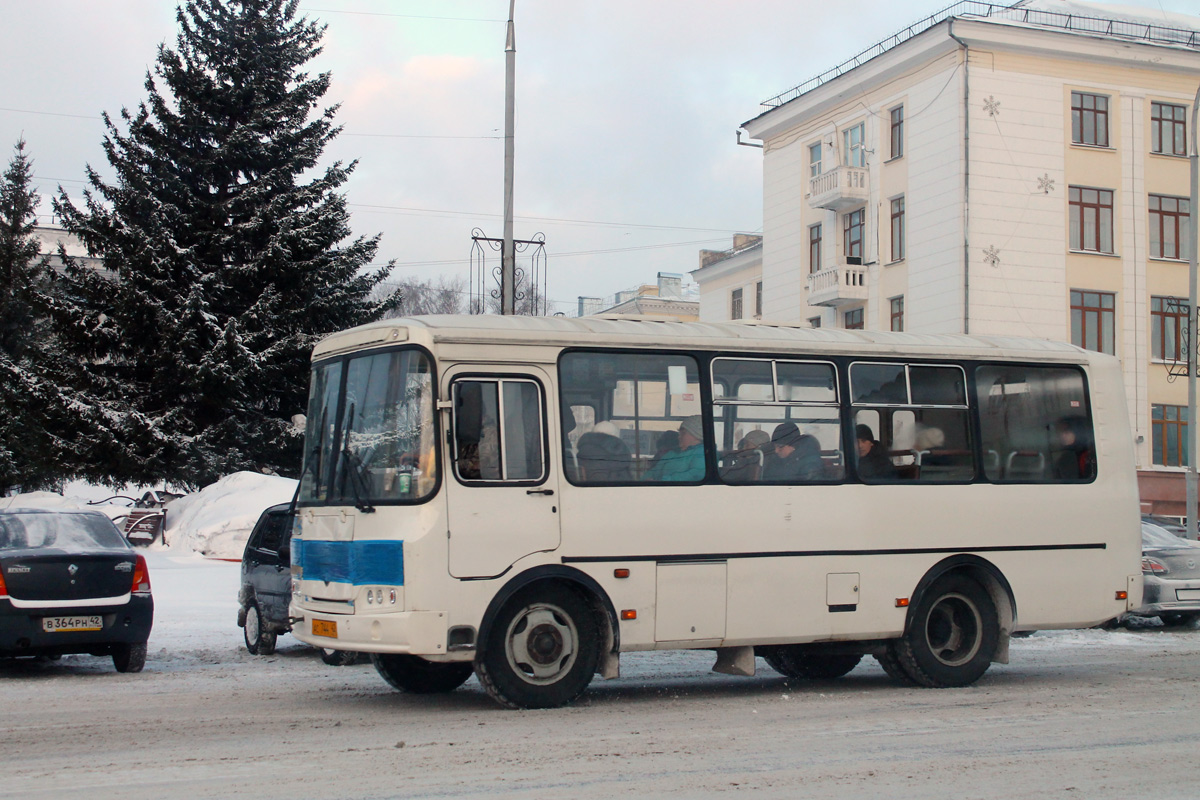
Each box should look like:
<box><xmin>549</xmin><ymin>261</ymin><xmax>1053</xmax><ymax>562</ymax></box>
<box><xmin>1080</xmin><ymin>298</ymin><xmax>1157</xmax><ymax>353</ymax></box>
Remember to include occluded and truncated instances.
<box><xmin>452</xmin><ymin>378</ymin><xmax>546</xmax><ymax>484</ymax></box>
<box><xmin>976</xmin><ymin>366</ymin><xmax>1094</xmax><ymax>483</ymax></box>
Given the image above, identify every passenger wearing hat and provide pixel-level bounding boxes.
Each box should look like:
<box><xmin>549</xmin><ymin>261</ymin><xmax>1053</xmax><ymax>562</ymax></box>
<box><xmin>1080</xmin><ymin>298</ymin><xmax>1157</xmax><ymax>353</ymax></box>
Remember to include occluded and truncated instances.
<box><xmin>763</xmin><ymin>422</ymin><xmax>824</xmax><ymax>481</ymax></box>
<box><xmin>855</xmin><ymin>423</ymin><xmax>895</xmax><ymax>480</ymax></box>
<box><xmin>644</xmin><ymin>414</ymin><xmax>706</xmax><ymax>482</ymax></box>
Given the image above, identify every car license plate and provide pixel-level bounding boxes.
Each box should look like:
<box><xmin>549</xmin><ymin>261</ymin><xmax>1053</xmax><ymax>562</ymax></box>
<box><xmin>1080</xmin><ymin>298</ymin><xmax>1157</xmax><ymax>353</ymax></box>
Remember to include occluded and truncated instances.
<box><xmin>43</xmin><ymin>615</ymin><xmax>103</xmax><ymax>633</ymax></box>
<box><xmin>1176</xmin><ymin>589</ymin><xmax>1200</xmax><ymax>601</ymax></box>
<box><xmin>312</xmin><ymin>619</ymin><xmax>338</xmax><ymax>639</ymax></box>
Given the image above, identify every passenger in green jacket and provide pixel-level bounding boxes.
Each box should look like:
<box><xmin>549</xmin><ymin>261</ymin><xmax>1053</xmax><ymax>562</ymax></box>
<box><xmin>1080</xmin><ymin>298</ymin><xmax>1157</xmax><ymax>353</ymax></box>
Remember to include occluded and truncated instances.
<box><xmin>644</xmin><ymin>415</ymin><xmax>706</xmax><ymax>482</ymax></box>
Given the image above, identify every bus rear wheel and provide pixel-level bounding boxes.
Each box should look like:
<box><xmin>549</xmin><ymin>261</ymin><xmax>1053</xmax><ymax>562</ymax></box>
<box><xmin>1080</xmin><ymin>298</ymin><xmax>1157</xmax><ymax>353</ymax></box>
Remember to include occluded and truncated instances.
<box><xmin>762</xmin><ymin>646</ymin><xmax>862</xmax><ymax>680</ymax></box>
<box><xmin>372</xmin><ymin>654</ymin><xmax>473</xmax><ymax>693</ymax></box>
<box><xmin>890</xmin><ymin>574</ymin><xmax>999</xmax><ymax>688</ymax></box>
<box><xmin>475</xmin><ymin>584</ymin><xmax>599</xmax><ymax>709</ymax></box>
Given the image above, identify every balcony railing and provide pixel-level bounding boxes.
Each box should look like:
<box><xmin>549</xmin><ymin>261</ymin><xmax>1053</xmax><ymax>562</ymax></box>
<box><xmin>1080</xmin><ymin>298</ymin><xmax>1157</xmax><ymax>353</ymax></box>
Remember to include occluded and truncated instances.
<box><xmin>808</xmin><ymin>165</ymin><xmax>869</xmax><ymax>211</ymax></box>
<box><xmin>807</xmin><ymin>262</ymin><xmax>868</xmax><ymax>307</ymax></box>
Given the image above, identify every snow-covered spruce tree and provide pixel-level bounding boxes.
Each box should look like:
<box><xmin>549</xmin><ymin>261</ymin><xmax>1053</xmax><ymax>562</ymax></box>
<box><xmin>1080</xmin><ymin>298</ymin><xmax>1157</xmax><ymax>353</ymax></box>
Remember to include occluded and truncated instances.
<box><xmin>53</xmin><ymin>0</ymin><xmax>398</xmax><ymax>488</ymax></box>
<box><xmin>0</xmin><ymin>138</ymin><xmax>58</xmax><ymax>493</ymax></box>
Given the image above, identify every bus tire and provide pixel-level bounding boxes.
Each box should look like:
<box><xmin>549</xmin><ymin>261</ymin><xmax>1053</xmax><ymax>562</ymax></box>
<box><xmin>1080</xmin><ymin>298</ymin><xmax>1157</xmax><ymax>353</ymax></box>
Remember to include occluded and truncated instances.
<box><xmin>372</xmin><ymin>654</ymin><xmax>473</xmax><ymax>693</ymax></box>
<box><xmin>874</xmin><ymin>647</ymin><xmax>917</xmax><ymax>685</ymax></box>
<box><xmin>475</xmin><ymin>584</ymin><xmax>599</xmax><ymax>709</ymax></box>
<box><xmin>763</xmin><ymin>646</ymin><xmax>862</xmax><ymax>680</ymax></box>
<box><xmin>893</xmin><ymin>574</ymin><xmax>999</xmax><ymax>688</ymax></box>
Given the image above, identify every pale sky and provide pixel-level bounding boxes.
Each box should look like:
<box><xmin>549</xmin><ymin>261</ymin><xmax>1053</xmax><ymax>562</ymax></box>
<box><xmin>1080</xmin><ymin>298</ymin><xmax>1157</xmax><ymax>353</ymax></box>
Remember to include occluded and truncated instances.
<box><xmin>2</xmin><ymin>0</ymin><xmax>1196</xmax><ymax>315</ymax></box>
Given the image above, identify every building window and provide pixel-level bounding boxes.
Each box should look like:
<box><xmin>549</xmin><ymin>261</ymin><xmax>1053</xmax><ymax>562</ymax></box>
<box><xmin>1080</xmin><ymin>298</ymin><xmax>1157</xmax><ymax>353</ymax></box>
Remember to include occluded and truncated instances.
<box><xmin>844</xmin><ymin>307</ymin><xmax>864</xmax><ymax>330</ymax></box>
<box><xmin>1069</xmin><ymin>186</ymin><xmax>1114</xmax><ymax>254</ymax></box>
<box><xmin>890</xmin><ymin>196</ymin><xmax>905</xmax><ymax>261</ymax></box>
<box><xmin>843</xmin><ymin>122</ymin><xmax>865</xmax><ymax>167</ymax></box>
<box><xmin>1070</xmin><ymin>290</ymin><xmax>1115</xmax><ymax>354</ymax></box>
<box><xmin>1152</xmin><ymin>296</ymin><xmax>1190</xmax><ymax>362</ymax></box>
<box><xmin>809</xmin><ymin>142</ymin><xmax>823</xmax><ymax>177</ymax></box>
<box><xmin>809</xmin><ymin>316</ymin><xmax>822</xmax><ymax>328</ymax></box>
<box><xmin>754</xmin><ymin>281</ymin><xmax>762</xmax><ymax>318</ymax></box>
<box><xmin>1153</xmin><ymin>404</ymin><xmax>1188</xmax><ymax>467</ymax></box>
<box><xmin>890</xmin><ymin>106</ymin><xmax>904</xmax><ymax>159</ymax></box>
<box><xmin>730</xmin><ymin>288</ymin><xmax>743</xmax><ymax>320</ymax></box>
<box><xmin>843</xmin><ymin>209</ymin><xmax>864</xmax><ymax>263</ymax></box>
<box><xmin>1151</xmin><ymin>102</ymin><xmax>1186</xmax><ymax>156</ymax></box>
<box><xmin>809</xmin><ymin>224</ymin><xmax>822</xmax><ymax>274</ymax></box>
<box><xmin>1150</xmin><ymin>195</ymin><xmax>1191</xmax><ymax>261</ymax></box>
<box><xmin>890</xmin><ymin>296</ymin><xmax>904</xmax><ymax>332</ymax></box>
<box><xmin>1071</xmin><ymin>91</ymin><xmax>1109</xmax><ymax>147</ymax></box>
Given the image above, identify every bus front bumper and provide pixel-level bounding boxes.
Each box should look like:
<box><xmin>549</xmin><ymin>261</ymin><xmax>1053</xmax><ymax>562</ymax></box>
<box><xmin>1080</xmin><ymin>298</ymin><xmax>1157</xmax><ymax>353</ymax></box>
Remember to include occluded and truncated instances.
<box><xmin>292</xmin><ymin>609</ymin><xmax>453</xmax><ymax>656</ymax></box>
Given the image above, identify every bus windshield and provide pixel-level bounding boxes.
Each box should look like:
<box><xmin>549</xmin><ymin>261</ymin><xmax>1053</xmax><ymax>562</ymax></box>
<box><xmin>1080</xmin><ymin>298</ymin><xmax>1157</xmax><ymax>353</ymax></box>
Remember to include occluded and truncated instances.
<box><xmin>299</xmin><ymin>348</ymin><xmax>438</xmax><ymax>504</ymax></box>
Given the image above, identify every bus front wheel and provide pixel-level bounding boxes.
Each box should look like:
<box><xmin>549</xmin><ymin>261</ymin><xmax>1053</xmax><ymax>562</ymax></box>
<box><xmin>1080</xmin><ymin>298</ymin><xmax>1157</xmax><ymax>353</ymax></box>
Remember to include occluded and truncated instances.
<box><xmin>476</xmin><ymin>584</ymin><xmax>600</xmax><ymax>709</ymax></box>
<box><xmin>889</xmin><ymin>574</ymin><xmax>999</xmax><ymax>688</ymax></box>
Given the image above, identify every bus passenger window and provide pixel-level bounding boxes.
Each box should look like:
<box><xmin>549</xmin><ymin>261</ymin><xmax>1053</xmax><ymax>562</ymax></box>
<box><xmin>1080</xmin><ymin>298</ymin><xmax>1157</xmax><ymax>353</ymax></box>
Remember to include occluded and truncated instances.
<box><xmin>559</xmin><ymin>351</ymin><xmax>705</xmax><ymax>484</ymax></box>
<box><xmin>976</xmin><ymin>366</ymin><xmax>1094</xmax><ymax>483</ymax></box>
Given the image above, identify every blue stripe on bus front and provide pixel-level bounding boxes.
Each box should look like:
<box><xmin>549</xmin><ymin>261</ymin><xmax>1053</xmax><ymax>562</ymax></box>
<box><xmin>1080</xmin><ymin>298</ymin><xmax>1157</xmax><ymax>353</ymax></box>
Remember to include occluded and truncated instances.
<box><xmin>293</xmin><ymin>539</ymin><xmax>405</xmax><ymax>586</ymax></box>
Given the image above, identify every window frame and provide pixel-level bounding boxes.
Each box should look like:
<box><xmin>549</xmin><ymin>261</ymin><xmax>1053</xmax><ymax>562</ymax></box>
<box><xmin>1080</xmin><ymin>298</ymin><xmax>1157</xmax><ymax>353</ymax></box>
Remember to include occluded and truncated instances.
<box><xmin>809</xmin><ymin>141</ymin><xmax>823</xmax><ymax>178</ymax></box>
<box><xmin>1152</xmin><ymin>403</ymin><xmax>1189</xmax><ymax>467</ymax></box>
<box><xmin>809</xmin><ymin>223</ymin><xmax>823</xmax><ymax>274</ymax></box>
<box><xmin>1151</xmin><ymin>296</ymin><xmax>1190</xmax><ymax>363</ymax></box>
<box><xmin>890</xmin><ymin>195</ymin><xmax>905</xmax><ymax>262</ymax></box>
<box><xmin>844</xmin><ymin>307</ymin><xmax>864</xmax><ymax>330</ymax></box>
<box><xmin>1071</xmin><ymin>91</ymin><xmax>1110</xmax><ymax>148</ymax></box>
<box><xmin>1068</xmin><ymin>186</ymin><xmax>1114</xmax><ymax>254</ymax></box>
<box><xmin>1070</xmin><ymin>289</ymin><xmax>1116</xmax><ymax>355</ymax></box>
<box><xmin>730</xmin><ymin>287</ymin><xmax>743</xmax><ymax>320</ymax></box>
<box><xmin>1151</xmin><ymin>101</ymin><xmax>1187</xmax><ymax>157</ymax></box>
<box><xmin>890</xmin><ymin>296</ymin><xmax>904</xmax><ymax>332</ymax></box>
<box><xmin>450</xmin><ymin>374</ymin><xmax>549</xmax><ymax>487</ymax></box>
<box><xmin>889</xmin><ymin>105</ymin><xmax>904</xmax><ymax>159</ymax></box>
<box><xmin>844</xmin><ymin>208</ymin><xmax>864</xmax><ymax>262</ymax></box>
<box><xmin>1149</xmin><ymin>194</ymin><xmax>1191</xmax><ymax>261</ymax></box>
<box><xmin>843</xmin><ymin>122</ymin><xmax>866</xmax><ymax>167</ymax></box>
<box><xmin>755</xmin><ymin>281</ymin><xmax>763</xmax><ymax>318</ymax></box>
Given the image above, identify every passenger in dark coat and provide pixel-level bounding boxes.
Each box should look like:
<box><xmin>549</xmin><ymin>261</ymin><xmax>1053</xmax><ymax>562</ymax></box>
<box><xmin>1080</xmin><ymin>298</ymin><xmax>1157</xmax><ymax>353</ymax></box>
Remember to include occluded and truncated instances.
<box><xmin>855</xmin><ymin>423</ymin><xmax>895</xmax><ymax>480</ymax></box>
<box><xmin>763</xmin><ymin>422</ymin><xmax>824</xmax><ymax>481</ymax></box>
<box><xmin>1053</xmin><ymin>416</ymin><xmax>1096</xmax><ymax>480</ymax></box>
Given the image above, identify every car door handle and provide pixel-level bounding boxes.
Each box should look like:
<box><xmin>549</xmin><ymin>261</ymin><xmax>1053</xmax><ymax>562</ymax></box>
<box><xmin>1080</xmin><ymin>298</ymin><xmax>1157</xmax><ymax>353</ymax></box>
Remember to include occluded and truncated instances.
<box><xmin>526</xmin><ymin>489</ymin><xmax>554</xmax><ymax>496</ymax></box>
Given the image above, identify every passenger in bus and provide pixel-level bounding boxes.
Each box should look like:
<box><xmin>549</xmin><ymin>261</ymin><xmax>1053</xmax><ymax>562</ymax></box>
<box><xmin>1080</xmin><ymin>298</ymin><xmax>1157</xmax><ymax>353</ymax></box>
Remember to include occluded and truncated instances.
<box><xmin>647</xmin><ymin>429</ymin><xmax>680</xmax><ymax>474</ymax></box>
<box><xmin>856</xmin><ymin>424</ymin><xmax>895</xmax><ymax>480</ymax></box>
<box><xmin>1053</xmin><ymin>416</ymin><xmax>1096</xmax><ymax>480</ymax></box>
<box><xmin>576</xmin><ymin>430</ymin><xmax>632</xmax><ymax>482</ymax></box>
<box><xmin>643</xmin><ymin>415</ymin><xmax>705</xmax><ymax>482</ymax></box>
<box><xmin>720</xmin><ymin>429</ymin><xmax>769</xmax><ymax>483</ymax></box>
<box><xmin>763</xmin><ymin>423</ymin><xmax>823</xmax><ymax>481</ymax></box>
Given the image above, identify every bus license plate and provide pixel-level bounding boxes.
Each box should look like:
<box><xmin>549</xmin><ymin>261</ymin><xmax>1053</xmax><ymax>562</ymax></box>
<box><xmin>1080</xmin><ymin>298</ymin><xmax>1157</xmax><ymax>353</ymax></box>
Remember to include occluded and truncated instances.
<box><xmin>312</xmin><ymin>619</ymin><xmax>338</xmax><ymax>639</ymax></box>
<box><xmin>43</xmin><ymin>615</ymin><xmax>103</xmax><ymax>633</ymax></box>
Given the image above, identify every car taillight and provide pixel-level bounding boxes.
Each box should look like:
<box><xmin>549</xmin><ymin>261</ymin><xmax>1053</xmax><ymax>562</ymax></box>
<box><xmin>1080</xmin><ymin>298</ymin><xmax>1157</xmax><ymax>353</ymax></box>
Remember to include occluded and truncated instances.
<box><xmin>0</xmin><ymin>569</ymin><xmax>7</xmax><ymax>599</ymax></box>
<box><xmin>131</xmin><ymin>554</ymin><xmax>151</xmax><ymax>594</ymax></box>
<box><xmin>1142</xmin><ymin>556</ymin><xmax>1169</xmax><ymax>575</ymax></box>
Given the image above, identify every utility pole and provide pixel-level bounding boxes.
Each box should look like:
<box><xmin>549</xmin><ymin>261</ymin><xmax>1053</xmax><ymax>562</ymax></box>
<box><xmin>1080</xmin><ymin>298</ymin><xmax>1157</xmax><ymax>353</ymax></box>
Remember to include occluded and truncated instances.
<box><xmin>1187</xmin><ymin>85</ymin><xmax>1199</xmax><ymax>539</ymax></box>
<box><xmin>501</xmin><ymin>0</ymin><xmax>516</xmax><ymax>315</ymax></box>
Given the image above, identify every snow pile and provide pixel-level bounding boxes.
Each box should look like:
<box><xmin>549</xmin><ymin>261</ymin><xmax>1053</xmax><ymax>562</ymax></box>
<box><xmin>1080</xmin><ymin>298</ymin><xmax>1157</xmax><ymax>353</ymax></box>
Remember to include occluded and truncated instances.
<box><xmin>0</xmin><ymin>491</ymin><xmax>85</xmax><ymax>510</ymax></box>
<box><xmin>163</xmin><ymin>472</ymin><xmax>297</xmax><ymax>559</ymax></box>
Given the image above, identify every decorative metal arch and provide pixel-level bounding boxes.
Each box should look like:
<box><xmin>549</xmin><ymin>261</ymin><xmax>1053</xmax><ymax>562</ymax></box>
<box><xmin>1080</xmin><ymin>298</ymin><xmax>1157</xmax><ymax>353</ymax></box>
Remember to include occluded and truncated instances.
<box><xmin>469</xmin><ymin>229</ymin><xmax>548</xmax><ymax>315</ymax></box>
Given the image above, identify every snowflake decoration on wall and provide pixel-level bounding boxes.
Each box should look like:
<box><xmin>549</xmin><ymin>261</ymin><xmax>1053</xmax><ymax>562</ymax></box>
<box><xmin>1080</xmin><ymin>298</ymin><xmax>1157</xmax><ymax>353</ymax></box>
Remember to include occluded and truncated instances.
<box><xmin>983</xmin><ymin>245</ymin><xmax>1001</xmax><ymax>267</ymax></box>
<box><xmin>1038</xmin><ymin>173</ymin><xmax>1056</xmax><ymax>194</ymax></box>
<box><xmin>983</xmin><ymin>96</ymin><xmax>1000</xmax><ymax>117</ymax></box>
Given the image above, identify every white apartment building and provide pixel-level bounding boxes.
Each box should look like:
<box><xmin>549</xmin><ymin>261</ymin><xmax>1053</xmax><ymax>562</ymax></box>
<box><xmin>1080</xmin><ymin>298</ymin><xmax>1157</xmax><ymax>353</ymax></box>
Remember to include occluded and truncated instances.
<box><xmin>738</xmin><ymin>0</ymin><xmax>1200</xmax><ymax>514</ymax></box>
<box><xmin>690</xmin><ymin>234</ymin><xmax>763</xmax><ymax>322</ymax></box>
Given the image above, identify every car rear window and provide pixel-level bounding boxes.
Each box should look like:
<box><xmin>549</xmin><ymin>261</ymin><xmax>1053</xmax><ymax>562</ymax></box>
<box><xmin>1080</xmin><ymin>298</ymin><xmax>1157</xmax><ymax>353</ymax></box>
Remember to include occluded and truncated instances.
<box><xmin>0</xmin><ymin>513</ymin><xmax>129</xmax><ymax>551</ymax></box>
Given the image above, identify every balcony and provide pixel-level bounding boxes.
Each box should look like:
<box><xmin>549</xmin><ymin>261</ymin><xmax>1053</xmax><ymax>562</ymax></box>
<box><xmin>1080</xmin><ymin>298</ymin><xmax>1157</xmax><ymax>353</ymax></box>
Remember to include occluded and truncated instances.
<box><xmin>808</xmin><ymin>165</ymin><xmax>869</xmax><ymax>211</ymax></box>
<box><xmin>807</xmin><ymin>262</ymin><xmax>868</xmax><ymax>307</ymax></box>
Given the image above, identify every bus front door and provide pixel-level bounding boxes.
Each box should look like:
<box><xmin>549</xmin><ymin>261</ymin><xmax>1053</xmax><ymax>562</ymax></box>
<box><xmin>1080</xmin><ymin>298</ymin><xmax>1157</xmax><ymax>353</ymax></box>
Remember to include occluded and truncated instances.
<box><xmin>444</xmin><ymin>367</ymin><xmax>561</xmax><ymax>579</ymax></box>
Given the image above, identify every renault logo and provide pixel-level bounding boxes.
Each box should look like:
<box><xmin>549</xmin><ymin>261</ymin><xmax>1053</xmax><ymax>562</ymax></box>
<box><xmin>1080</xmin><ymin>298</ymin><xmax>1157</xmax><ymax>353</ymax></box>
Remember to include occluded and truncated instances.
<box><xmin>68</xmin><ymin>564</ymin><xmax>78</xmax><ymax>576</ymax></box>
<box><xmin>1188</xmin><ymin>560</ymin><xmax>1197</xmax><ymax>570</ymax></box>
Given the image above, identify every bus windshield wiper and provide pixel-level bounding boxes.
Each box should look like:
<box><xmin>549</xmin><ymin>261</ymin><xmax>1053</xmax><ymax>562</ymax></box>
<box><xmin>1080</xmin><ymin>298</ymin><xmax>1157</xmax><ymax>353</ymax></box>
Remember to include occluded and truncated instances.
<box><xmin>339</xmin><ymin>403</ymin><xmax>376</xmax><ymax>514</ymax></box>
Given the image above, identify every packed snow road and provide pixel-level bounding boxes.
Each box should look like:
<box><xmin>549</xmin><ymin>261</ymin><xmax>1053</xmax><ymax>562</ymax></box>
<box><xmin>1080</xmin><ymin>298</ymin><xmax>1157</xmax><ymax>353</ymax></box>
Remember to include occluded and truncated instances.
<box><xmin>1</xmin><ymin>553</ymin><xmax>1199</xmax><ymax>800</ymax></box>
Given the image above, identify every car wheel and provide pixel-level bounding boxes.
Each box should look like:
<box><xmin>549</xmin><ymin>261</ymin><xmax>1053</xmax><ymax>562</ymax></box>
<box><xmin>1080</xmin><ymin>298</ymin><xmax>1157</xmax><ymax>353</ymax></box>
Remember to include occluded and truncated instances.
<box><xmin>372</xmin><ymin>654</ymin><xmax>473</xmax><ymax>693</ymax></box>
<box><xmin>1161</xmin><ymin>612</ymin><xmax>1200</xmax><ymax>627</ymax></box>
<box><xmin>243</xmin><ymin>602</ymin><xmax>277</xmax><ymax>656</ymax></box>
<box><xmin>474</xmin><ymin>584</ymin><xmax>599</xmax><ymax>709</ymax></box>
<box><xmin>112</xmin><ymin>642</ymin><xmax>147</xmax><ymax>673</ymax></box>
<box><xmin>762</xmin><ymin>645</ymin><xmax>861</xmax><ymax>679</ymax></box>
<box><xmin>889</xmin><ymin>574</ymin><xmax>999</xmax><ymax>688</ymax></box>
<box><xmin>320</xmin><ymin>648</ymin><xmax>361</xmax><ymax>667</ymax></box>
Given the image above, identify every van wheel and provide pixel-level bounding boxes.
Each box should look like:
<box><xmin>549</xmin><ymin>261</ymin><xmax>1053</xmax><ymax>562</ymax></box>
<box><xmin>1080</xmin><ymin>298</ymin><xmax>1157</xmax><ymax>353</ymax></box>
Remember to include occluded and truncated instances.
<box><xmin>320</xmin><ymin>648</ymin><xmax>361</xmax><ymax>667</ymax></box>
<box><xmin>875</xmin><ymin>647</ymin><xmax>917</xmax><ymax>685</ymax></box>
<box><xmin>372</xmin><ymin>654</ymin><xmax>473</xmax><ymax>693</ymax></box>
<box><xmin>891</xmin><ymin>574</ymin><xmax>999</xmax><ymax>688</ymax></box>
<box><xmin>475</xmin><ymin>584</ymin><xmax>599</xmax><ymax>709</ymax></box>
<box><xmin>762</xmin><ymin>646</ymin><xmax>861</xmax><ymax>679</ymax></box>
<box><xmin>243</xmin><ymin>603</ymin><xmax>277</xmax><ymax>656</ymax></box>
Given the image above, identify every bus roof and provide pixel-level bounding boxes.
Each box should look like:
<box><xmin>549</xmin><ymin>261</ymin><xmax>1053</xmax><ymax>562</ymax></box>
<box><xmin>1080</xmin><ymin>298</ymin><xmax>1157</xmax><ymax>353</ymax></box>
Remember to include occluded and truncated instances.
<box><xmin>313</xmin><ymin>314</ymin><xmax>1102</xmax><ymax>365</ymax></box>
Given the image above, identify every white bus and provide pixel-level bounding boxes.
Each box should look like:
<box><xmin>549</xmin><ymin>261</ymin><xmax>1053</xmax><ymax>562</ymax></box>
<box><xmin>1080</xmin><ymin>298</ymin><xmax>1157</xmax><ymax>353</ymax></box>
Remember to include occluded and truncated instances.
<box><xmin>290</xmin><ymin>315</ymin><xmax>1141</xmax><ymax>709</ymax></box>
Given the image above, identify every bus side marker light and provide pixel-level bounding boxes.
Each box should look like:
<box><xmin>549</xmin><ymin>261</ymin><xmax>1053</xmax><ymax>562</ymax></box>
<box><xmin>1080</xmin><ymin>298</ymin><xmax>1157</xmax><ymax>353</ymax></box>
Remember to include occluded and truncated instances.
<box><xmin>621</xmin><ymin>610</ymin><xmax>637</xmax><ymax>620</ymax></box>
<box><xmin>895</xmin><ymin>598</ymin><xmax>909</xmax><ymax>607</ymax></box>
<box><xmin>614</xmin><ymin>569</ymin><xmax>630</xmax><ymax>579</ymax></box>
<box><xmin>1115</xmin><ymin>591</ymin><xmax>1128</xmax><ymax>601</ymax></box>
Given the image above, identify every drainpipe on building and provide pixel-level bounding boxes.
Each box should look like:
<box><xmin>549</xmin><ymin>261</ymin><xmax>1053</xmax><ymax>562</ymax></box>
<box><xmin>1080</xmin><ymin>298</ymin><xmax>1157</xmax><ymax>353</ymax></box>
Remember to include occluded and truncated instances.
<box><xmin>1186</xmin><ymin>86</ymin><xmax>1199</xmax><ymax>540</ymax></box>
<box><xmin>948</xmin><ymin>22</ymin><xmax>970</xmax><ymax>335</ymax></box>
